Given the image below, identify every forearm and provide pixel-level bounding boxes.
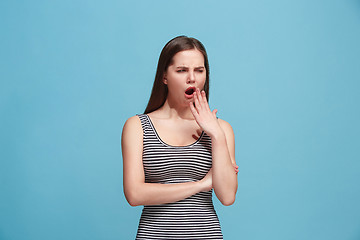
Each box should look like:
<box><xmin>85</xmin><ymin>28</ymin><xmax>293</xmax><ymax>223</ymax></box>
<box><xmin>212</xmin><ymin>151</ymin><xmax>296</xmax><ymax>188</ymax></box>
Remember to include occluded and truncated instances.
<box><xmin>211</xmin><ymin>131</ymin><xmax>238</xmax><ymax>205</ymax></box>
<box><xmin>125</xmin><ymin>180</ymin><xmax>204</xmax><ymax>207</ymax></box>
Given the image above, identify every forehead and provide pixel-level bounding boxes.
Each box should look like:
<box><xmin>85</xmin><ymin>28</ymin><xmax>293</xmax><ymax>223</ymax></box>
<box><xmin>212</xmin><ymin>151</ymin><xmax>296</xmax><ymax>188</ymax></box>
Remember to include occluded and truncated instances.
<box><xmin>170</xmin><ymin>49</ymin><xmax>205</xmax><ymax>67</ymax></box>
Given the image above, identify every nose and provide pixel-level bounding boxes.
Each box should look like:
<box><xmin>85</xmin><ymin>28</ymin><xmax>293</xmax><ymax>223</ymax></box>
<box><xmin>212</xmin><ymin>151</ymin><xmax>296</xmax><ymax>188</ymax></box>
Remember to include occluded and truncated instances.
<box><xmin>187</xmin><ymin>70</ymin><xmax>195</xmax><ymax>84</ymax></box>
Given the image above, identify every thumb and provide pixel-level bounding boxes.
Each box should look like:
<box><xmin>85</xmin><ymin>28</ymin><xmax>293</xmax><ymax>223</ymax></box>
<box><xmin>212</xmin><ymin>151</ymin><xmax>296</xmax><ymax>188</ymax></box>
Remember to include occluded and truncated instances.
<box><xmin>212</xmin><ymin>109</ymin><xmax>218</xmax><ymax>118</ymax></box>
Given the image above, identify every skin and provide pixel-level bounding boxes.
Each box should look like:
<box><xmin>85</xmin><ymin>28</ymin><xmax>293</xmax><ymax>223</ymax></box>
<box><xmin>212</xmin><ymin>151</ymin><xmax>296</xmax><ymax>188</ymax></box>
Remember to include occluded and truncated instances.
<box><xmin>122</xmin><ymin>49</ymin><xmax>238</xmax><ymax>207</ymax></box>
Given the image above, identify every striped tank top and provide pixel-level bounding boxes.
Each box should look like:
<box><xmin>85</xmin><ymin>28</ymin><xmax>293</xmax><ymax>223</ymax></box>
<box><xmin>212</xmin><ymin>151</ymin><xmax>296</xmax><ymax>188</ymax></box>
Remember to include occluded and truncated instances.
<box><xmin>136</xmin><ymin>114</ymin><xmax>223</xmax><ymax>239</ymax></box>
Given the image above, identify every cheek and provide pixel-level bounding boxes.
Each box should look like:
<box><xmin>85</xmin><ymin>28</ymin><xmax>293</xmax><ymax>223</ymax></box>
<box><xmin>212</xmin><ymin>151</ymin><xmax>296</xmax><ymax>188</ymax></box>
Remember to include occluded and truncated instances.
<box><xmin>200</xmin><ymin>76</ymin><xmax>207</xmax><ymax>88</ymax></box>
<box><xmin>166</xmin><ymin>75</ymin><xmax>184</xmax><ymax>91</ymax></box>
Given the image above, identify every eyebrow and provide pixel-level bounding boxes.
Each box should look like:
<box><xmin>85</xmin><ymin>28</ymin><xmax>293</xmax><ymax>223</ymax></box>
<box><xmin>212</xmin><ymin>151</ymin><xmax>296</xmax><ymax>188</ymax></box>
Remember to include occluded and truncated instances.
<box><xmin>176</xmin><ymin>66</ymin><xmax>205</xmax><ymax>69</ymax></box>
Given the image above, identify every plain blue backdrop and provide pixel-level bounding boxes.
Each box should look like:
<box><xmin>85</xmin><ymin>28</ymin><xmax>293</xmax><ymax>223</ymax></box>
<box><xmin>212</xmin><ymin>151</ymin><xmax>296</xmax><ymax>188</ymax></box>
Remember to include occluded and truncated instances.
<box><xmin>1</xmin><ymin>0</ymin><xmax>360</xmax><ymax>239</ymax></box>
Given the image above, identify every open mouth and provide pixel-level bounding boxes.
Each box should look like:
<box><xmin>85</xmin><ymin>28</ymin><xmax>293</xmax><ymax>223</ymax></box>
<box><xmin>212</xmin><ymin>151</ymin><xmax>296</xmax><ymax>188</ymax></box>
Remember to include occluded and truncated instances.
<box><xmin>185</xmin><ymin>87</ymin><xmax>196</xmax><ymax>96</ymax></box>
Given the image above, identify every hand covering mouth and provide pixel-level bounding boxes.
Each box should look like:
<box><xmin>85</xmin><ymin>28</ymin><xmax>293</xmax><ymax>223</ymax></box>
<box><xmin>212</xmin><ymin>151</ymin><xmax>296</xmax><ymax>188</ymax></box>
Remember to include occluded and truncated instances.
<box><xmin>185</xmin><ymin>87</ymin><xmax>196</xmax><ymax>96</ymax></box>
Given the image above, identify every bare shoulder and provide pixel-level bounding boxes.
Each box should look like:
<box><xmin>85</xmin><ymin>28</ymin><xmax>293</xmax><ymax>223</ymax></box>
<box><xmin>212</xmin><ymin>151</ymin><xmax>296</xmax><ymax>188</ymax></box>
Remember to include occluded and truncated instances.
<box><xmin>122</xmin><ymin>115</ymin><xmax>143</xmax><ymax>138</ymax></box>
<box><xmin>218</xmin><ymin>118</ymin><xmax>234</xmax><ymax>135</ymax></box>
<box><xmin>123</xmin><ymin>115</ymin><xmax>141</xmax><ymax>127</ymax></box>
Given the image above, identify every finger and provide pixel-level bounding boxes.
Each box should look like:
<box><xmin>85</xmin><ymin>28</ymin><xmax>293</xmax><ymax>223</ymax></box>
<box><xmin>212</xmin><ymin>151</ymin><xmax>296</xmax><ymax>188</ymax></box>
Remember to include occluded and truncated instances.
<box><xmin>212</xmin><ymin>109</ymin><xmax>218</xmax><ymax>118</ymax></box>
<box><xmin>197</xmin><ymin>88</ymin><xmax>205</xmax><ymax>107</ymax></box>
<box><xmin>197</xmin><ymin>88</ymin><xmax>203</xmax><ymax>103</ymax></box>
<box><xmin>194</xmin><ymin>91</ymin><xmax>202</xmax><ymax>110</ymax></box>
<box><xmin>233</xmin><ymin>165</ymin><xmax>239</xmax><ymax>174</ymax></box>
<box><xmin>201</xmin><ymin>90</ymin><xmax>211</xmax><ymax>111</ymax></box>
<box><xmin>189</xmin><ymin>101</ymin><xmax>199</xmax><ymax>117</ymax></box>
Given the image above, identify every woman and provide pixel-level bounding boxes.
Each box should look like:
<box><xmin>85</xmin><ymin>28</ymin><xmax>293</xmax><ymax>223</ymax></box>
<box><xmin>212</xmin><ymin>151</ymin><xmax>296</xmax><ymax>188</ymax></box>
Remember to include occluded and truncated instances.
<box><xmin>122</xmin><ymin>36</ymin><xmax>238</xmax><ymax>239</ymax></box>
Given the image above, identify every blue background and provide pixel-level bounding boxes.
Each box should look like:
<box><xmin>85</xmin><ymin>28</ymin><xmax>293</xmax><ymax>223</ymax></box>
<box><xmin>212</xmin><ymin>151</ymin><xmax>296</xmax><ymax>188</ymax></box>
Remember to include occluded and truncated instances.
<box><xmin>1</xmin><ymin>0</ymin><xmax>360</xmax><ymax>239</ymax></box>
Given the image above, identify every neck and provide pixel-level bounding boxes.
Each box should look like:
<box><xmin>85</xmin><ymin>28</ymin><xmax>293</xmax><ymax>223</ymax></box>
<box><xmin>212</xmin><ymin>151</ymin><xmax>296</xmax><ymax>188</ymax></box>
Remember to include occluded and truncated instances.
<box><xmin>158</xmin><ymin>98</ymin><xmax>194</xmax><ymax>120</ymax></box>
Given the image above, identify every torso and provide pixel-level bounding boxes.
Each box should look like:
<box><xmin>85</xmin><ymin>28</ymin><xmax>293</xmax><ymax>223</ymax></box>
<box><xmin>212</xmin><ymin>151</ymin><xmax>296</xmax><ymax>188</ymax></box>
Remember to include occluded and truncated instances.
<box><xmin>135</xmin><ymin>113</ymin><xmax>223</xmax><ymax>239</ymax></box>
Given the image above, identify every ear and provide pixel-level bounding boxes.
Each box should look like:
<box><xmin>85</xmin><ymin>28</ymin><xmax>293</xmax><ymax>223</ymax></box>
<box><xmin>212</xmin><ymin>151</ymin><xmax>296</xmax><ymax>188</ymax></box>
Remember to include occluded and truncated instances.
<box><xmin>163</xmin><ymin>73</ymin><xmax>168</xmax><ymax>85</ymax></box>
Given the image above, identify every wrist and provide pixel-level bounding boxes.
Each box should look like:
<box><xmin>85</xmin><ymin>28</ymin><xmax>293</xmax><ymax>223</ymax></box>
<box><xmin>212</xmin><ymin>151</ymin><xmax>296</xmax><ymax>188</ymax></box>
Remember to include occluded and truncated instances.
<box><xmin>197</xmin><ymin>178</ymin><xmax>210</xmax><ymax>192</ymax></box>
<box><xmin>196</xmin><ymin>179</ymin><xmax>205</xmax><ymax>192</ymax></box>
<box><xmin>209</xmin><ymin>129</ymin><xmax>225</xmax><ymax>141</ymax></box>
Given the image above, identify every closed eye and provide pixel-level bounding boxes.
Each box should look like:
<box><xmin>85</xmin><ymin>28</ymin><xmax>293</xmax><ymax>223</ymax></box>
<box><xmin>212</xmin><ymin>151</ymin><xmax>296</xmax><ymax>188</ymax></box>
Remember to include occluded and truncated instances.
<box><xmin>195</xmin><ymin>67</ymin><xmax>205</xmax><ymax>73</ymax></box>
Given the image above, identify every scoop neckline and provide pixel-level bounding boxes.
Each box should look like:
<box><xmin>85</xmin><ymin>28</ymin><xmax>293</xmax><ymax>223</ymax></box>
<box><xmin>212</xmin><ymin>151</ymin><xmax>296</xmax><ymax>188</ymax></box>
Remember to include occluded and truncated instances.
<box><xmin>144</xmin><ymin>114</ymin><xmax>204</xmax><ymax>148</ymax></box>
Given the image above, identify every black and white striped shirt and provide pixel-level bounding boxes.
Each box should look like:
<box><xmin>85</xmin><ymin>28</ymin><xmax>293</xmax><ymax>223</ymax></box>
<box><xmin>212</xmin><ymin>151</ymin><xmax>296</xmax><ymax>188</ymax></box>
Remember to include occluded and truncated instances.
<box><xmin>135</xmin><ymin>114</ymin><xmax>223</xmax><ymax>240</ymax></box>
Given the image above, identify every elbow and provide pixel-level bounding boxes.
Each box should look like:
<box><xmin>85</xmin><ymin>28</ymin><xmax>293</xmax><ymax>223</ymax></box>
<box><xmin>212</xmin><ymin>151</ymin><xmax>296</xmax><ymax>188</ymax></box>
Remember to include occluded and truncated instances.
<box><xmin>127</xmin><ymin>198</ymin><xmax>140</xmax><ymax>207</ymax></box>
<box><xmin>222</xmin><ymin>198</ymin><xmax>235</xmax><ymax>206</ymax></box>
<box><xmin>214</xmin><ymin>186</ymin><xmax>237</xmax><ymax>206</ymax></box>
<box><xmin>124</xmin><ymin>190</ymin><xmax>142</xmax><ymax>207</ymax></box>
<box><xmin>220</xmin><ymin>194</ymin><xmax>236</xmax><ymax>206</ymax></box>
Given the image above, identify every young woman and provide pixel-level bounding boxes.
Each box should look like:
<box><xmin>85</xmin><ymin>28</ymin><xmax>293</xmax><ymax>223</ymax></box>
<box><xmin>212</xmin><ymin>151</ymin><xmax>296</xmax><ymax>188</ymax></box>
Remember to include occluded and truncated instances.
<box><xmin>122</xmin><ymin>36</ymin><xmax>238</xmax><ymax>239</ymax></box>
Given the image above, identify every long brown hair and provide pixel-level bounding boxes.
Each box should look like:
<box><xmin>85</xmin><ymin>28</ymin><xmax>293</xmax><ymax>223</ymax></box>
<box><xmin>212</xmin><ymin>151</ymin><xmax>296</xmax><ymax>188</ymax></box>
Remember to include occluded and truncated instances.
<box><xmin>144</xmin><ymin>36</ymin><xmax>210</xmax><ymax>114</ymax></box>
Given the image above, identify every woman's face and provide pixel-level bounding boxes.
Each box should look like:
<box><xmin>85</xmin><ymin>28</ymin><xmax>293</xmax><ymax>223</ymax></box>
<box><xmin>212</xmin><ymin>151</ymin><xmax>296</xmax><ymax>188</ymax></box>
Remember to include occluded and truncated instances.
<box><xmin>164</xmin><ymin>49</ymin><xmax>206</xmax><ymax>106</ymax></box>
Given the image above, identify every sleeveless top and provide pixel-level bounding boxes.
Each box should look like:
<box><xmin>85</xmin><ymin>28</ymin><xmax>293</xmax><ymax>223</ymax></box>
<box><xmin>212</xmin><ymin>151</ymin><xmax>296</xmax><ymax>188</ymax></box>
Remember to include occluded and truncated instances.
<box><xmin>135</xmin><ymin>114</ymin><xmax>223</xmax><ymax>240</ymax></box>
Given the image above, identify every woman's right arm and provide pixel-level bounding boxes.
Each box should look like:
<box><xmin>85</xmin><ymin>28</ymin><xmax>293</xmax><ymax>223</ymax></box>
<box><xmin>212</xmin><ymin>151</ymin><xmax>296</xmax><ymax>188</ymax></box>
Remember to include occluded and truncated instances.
<box><xmin>122</xmin><ymin>116</ymin><xmax>211</xmax><ymax>206</ymax></box>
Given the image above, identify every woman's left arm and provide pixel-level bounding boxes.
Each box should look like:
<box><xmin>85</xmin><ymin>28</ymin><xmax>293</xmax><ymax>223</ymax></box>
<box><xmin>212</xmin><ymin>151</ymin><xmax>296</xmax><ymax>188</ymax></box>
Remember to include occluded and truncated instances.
<box><xmin>189</xmin><ymin>88</ymin><xmax>238</xmax><ymax>206</ymax></box>
<box><xmin>211</xmin><ymin>118</ymin><xmax>238</xmax><ymax>206</ymax></box>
